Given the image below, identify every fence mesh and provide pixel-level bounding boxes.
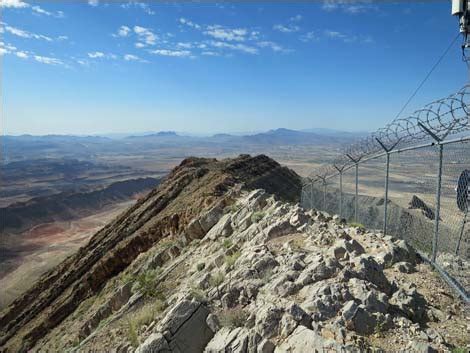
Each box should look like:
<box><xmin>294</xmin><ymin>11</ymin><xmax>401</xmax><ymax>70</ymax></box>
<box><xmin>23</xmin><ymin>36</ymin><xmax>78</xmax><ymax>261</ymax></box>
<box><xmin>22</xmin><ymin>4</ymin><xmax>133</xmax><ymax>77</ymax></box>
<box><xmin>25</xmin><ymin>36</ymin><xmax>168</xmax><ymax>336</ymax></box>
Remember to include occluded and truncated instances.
<box><xmin>300</xmin><ymin>85</ymin><xmax>469</xmax><ymax>301</ymax></box>
<box><xmin>386</xmin><ymin>146</ymin><xmax>438</xmax><ymax>258</ymax></box>
<box><xmin>301</xmin><ymin>139</ymin><xmax>470</xmax><ymax>300</ymax></box>
<box><xmin>435</xmin><ymin>140</ymin><xmax>470</xmax><ymax>291</ymax></box>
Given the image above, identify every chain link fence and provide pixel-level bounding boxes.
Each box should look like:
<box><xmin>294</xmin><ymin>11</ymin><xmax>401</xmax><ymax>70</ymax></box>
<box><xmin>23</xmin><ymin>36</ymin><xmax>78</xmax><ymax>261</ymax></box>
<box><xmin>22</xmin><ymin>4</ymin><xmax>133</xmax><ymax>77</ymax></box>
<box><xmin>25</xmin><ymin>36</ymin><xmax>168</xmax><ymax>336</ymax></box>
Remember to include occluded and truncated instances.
<box><xmin>301</xmin><ymin>85</ymin><xmax>470</xmax><ymax>302</ymax></box>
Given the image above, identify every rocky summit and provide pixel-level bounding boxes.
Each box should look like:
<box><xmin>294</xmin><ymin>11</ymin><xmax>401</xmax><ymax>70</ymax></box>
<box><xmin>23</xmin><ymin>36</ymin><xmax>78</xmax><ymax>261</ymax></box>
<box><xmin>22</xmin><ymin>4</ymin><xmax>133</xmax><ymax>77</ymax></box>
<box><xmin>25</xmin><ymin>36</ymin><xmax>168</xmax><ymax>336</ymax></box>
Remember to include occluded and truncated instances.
<box><xmin>0</xmin><ymin>155</ymin><xmax>468</xmax><ymax>352</ymax></box>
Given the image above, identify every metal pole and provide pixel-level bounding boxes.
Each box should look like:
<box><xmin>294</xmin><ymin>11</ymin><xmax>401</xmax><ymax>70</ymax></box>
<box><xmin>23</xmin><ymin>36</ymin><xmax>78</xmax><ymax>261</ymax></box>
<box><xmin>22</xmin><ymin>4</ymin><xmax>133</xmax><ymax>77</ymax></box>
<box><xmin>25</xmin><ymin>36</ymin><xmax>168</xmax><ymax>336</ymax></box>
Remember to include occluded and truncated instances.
<box><xmin>339</xmin><ymin>172</ymin><xmax>343</xmax><ymax>218</ymax></box>
<box><xmin>323</xmin><ymin>181</ymin><xmax>327</xmax><ymax>210</ymax></box>
<box><xmin>384</xmin><ymin>153</ymin><xmax>390</xmax><ymax>235</ymax></box>
<box><xmin>432</xmin><ymin>144</ymin><xmax>444</xmax><ymax>262</ymax></box>
<box><xmin>375</xmin><ymin>137</ymin><xmax>400</xmax><ymax>236</ymax></box>
<box><xmin>355</xmin><ymin>163</ymin><xmax>359</xmax><ymax>222</ymax></box>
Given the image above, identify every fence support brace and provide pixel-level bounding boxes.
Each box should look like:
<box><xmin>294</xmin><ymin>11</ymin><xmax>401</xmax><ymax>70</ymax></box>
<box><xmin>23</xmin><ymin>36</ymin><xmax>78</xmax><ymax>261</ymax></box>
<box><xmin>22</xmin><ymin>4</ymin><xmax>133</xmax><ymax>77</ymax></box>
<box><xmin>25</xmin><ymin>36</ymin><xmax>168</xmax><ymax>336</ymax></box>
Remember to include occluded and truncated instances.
<box><xmin>375</xmin><ymin>138</ymin><xmax>401</xmax><ymax>236</ymax></box>
<box><xmin>346</xmin><ymin>154</ymin><xmax>361</xmax><ymax>222</ymax></box>
<box><xmin>333</xmin><ymin>165</ymin><xmax>344</xmax><ymax>218</ymax></box>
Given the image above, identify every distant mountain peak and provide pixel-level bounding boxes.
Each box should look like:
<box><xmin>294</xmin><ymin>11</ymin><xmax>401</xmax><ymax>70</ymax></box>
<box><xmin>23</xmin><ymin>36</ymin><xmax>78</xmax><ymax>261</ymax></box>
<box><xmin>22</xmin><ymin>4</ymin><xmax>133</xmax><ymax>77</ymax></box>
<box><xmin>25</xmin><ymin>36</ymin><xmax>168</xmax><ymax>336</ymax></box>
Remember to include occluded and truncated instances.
<box><xmin>155</xmin><ymin>131</ymin><xmax>177</xmax><ymax>136</ymax></box>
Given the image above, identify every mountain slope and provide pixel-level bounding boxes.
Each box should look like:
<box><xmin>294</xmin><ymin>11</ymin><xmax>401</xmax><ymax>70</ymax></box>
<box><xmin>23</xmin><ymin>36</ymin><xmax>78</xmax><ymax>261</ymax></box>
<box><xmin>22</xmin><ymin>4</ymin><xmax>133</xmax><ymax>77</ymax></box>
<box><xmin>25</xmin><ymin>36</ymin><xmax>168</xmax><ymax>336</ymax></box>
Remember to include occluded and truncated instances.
<box><xmin>0</xmin><ymin>155</ymin><xmax>301</xmax><ymax>352</ymax></box>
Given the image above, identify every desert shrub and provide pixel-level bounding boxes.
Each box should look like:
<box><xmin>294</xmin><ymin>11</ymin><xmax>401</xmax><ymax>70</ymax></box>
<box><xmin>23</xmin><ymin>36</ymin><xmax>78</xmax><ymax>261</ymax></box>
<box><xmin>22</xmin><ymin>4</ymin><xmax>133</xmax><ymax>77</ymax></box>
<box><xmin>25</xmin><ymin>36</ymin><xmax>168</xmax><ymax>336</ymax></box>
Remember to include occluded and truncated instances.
<box><xmin>251</xmin><ymin>211</ymin><xmax>265</xmax><ymax>223</ymax></box>
<box><xmin>209</xmin><ymin>271</ymin><xmax>225</xmax><ymax>287</ymax></box>
<box><xmin>160</xmin><ymin>239</ymin><xmax>179</xmax><ymax>250</ymax></box>
<box><xmin>134</xmin><ymin>268</ymin><xmax>164</xmax><ymax>299</ymax></box>
<box><xmin>197</xmin><ymin>263</ymin><xmax>206</xmax><ymax>271</ymax></box>
<box><xmin>225</xmin><ymin>203</ymin><xmax>241</xmax><ymax>214</ymax></box>
<box><xmin>225</xmin><ymin>251</ymin><xmax>241</xmax><ymax>269</ymax></box>
<box><xmin>222</xmin><ymin>239</ymin><xmax>233</xmax><ymax>249</ymax></box>
<box><xmin>289</xmin><ymin>237</ymin><xmax>306</xmax><ymax>251</ymax></box>
<box><xmin>218</xmin><ymin>307</ymin><xmax>248</xmax><ymax>328</ymax></box>
<box><xmin>189</xmin><ymin>286</ymin><xmax>207</xmax><ymax>302</ymax></box>
<box><xmin>120</xmin><ymin>271</ymin><xmax>135</xmax><ymax>286</ymax></box>
<box><xmin>209</xmin><ymin>271</ymin><xmax>225</xmax><ymax>301</ymax></box>
<box><xmin>349</xmin><ymin>222</ymin><xmax>366</xmax><ymax>231</ymax></box>
<box><xmin>127</xmin><ymin>319</ymin><xmax>139</xmax><ymax>348</ymax></box>
<box><xmin>452</xmin><ymin>348</ymin><xmax>469</xmax><ymax>353</ymax></box>
<box><xmin>131</xmin><ymin>300</ymin><xmax>166</xmax><ymax>328</ymax></box>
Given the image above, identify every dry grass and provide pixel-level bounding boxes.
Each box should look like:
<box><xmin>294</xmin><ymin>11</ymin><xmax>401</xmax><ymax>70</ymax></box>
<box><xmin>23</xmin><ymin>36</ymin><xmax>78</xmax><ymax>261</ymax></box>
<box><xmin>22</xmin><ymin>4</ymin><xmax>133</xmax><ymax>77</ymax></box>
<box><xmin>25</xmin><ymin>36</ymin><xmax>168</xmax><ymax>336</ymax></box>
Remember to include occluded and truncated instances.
<box><xmin>218</xmin><ymin>307</ymin><xmax>249</xmax><ymax>328</ymax></box>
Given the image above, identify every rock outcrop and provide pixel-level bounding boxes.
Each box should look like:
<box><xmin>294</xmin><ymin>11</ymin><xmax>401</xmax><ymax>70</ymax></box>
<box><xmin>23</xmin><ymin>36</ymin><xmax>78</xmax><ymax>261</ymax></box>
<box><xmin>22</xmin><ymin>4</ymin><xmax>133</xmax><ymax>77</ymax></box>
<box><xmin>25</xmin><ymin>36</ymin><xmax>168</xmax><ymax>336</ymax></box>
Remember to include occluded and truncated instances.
<box><xmin>1</xmin><ymin>155</ymin><xmax>467</xmax><ymax>353</ymax></box>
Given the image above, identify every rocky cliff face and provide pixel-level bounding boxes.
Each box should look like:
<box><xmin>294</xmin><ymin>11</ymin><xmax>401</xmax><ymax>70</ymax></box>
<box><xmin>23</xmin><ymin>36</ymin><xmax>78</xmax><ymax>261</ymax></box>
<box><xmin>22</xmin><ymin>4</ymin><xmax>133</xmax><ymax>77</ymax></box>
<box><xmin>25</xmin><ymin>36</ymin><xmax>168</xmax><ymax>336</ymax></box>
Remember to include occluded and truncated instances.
<box><xmin>0</xmin><ymin>155</ymin><xmax>467</xmax><ymax>352</ymax></box>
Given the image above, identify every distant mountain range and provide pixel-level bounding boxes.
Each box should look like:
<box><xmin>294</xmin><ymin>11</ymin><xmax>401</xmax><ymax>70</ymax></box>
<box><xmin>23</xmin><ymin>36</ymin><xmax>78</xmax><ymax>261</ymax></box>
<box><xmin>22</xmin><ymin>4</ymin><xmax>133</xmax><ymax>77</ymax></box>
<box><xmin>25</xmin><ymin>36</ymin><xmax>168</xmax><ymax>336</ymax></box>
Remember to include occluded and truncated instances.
<box><xmin>122</xmin><ymin>128</ymin><xmax>365</xmax><ymax>144</ymax></box>
<box><xmin>1</xmin><ymin>128</ymin><xmax>366</xmax><ymax>162</ymax></box>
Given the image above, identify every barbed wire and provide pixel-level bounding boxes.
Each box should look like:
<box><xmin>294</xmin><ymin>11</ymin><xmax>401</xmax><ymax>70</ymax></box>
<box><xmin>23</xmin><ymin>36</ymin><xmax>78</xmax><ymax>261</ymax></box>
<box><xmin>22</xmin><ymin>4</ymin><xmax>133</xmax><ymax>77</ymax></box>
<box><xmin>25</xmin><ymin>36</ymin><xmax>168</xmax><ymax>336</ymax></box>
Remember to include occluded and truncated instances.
<box><xmin>307</xmin><ymin>85</ymin><xmax>469</xmax><ymax>181</ymax></box>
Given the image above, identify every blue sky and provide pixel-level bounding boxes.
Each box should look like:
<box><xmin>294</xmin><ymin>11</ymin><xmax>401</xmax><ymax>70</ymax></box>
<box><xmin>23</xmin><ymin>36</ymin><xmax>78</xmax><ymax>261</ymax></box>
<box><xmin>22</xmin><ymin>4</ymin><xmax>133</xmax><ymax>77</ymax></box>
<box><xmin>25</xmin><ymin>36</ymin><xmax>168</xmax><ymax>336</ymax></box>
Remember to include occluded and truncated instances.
<box><xmin>1</xmin><ymin>0</ymin><xmax>467</xmax><ymax>135</ymax></box>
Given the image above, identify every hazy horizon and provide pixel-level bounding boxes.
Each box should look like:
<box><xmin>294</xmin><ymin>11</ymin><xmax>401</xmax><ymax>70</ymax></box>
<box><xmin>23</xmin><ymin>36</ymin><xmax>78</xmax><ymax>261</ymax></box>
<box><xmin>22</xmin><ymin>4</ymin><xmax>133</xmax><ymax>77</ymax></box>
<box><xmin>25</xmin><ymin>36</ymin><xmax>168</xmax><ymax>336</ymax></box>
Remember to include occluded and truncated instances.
<box><xmin>2</xmin><ymin>126</ymin><xmax>370</xmax><ymax>138</ymax></box>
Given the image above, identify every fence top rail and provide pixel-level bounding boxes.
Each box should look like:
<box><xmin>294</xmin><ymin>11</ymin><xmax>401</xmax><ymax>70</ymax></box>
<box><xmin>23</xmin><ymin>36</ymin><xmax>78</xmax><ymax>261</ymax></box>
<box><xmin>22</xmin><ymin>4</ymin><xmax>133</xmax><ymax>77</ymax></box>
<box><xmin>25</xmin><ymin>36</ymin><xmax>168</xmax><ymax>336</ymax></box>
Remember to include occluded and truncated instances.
<box><xmin>307</xmin><ymin>85</ymin><xmax>469</xmax><ymax>180</ymax></box>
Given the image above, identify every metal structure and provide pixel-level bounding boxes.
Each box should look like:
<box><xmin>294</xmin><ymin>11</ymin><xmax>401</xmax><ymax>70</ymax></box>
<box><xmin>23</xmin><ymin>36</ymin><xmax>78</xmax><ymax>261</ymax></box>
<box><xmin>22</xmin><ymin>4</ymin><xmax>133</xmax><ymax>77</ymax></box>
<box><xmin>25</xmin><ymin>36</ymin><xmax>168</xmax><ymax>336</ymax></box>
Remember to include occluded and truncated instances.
<box><xmin>452</xmin><ymin>0</ymin><xmax>470</xmax><ymax>63</ymax></box>
<box><xmin>301</xmin><ymin>85</ymin><xmax>470</xmax><ymax>302</ymax></box>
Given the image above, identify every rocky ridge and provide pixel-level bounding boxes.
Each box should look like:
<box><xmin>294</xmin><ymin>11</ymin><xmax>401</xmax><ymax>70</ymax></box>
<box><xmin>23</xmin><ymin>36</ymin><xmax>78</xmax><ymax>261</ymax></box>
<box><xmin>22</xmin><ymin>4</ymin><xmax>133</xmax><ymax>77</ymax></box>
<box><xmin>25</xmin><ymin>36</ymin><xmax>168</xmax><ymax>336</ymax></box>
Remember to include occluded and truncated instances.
<box><xmin>0</xmin><ymin>155</ymin><xmax>301</xmax><ymax>352</ymax></box>
<box><xmin>40</xmin><ymin>192</ymin><xmax>469</xmax><ymax>352</ymax></box>
<box><xmin>0</xmin><ymin>155</ymin><xmax>468</xmax><ymax>352</ymax></box>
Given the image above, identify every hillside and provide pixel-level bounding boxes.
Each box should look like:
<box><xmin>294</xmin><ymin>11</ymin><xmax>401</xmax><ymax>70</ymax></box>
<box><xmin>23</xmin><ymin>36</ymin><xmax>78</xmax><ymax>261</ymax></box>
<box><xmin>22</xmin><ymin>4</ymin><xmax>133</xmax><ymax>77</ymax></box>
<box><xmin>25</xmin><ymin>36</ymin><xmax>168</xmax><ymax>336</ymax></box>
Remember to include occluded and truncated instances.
<box><xmin>0</xmin><ymin>155</ymin><xmax>467</xmax><ymax>352</ymax></box>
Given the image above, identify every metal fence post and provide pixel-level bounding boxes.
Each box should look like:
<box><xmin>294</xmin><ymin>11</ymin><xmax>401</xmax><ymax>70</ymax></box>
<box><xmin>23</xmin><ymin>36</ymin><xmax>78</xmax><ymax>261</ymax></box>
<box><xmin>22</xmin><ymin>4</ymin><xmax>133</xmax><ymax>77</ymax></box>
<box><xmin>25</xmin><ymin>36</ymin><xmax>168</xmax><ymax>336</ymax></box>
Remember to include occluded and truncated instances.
<box><xmin>433</xmin><ymin>143</ymin><xmax>444</xmax><ymax>262</ymax></box>
<box><xmin>375</xmin><ymin>138</ymin><xmax>400</xmax><ymax>235</ymax></box>
<box><xmin>346</xmin><ymin>155</ymin><xmax>360</xmax><ymax>222</ymax></box>
<box><xmin>339</xmin><ymin>172</ymin><xmax>343</xmax><ymax>218</ymax></box>
<box><xmin>417</xmin><ymin>122</ymin><xmax>451</xmax><ymax>262</ymax></box>
<box><xmin>355</xmin><ymin>164</ymin><xmax>358</xmax><ymax>222</ymax></box>
<box><xmin>384</xmin><ymin>153</ymin><xmax>390</xmax><ymax>235</ymax></box>
<box><xmin>334</xmin><ymin>165</ymin><xmax>344</xmax><ymax>219</ymax></box>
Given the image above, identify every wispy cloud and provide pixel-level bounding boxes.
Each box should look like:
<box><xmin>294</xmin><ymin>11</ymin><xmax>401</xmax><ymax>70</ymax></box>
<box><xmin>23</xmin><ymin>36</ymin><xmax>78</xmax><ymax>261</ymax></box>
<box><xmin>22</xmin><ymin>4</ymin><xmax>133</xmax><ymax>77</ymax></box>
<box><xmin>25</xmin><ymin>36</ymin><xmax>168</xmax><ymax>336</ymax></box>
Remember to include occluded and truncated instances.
<box><xmin>300</xmin><ymin>31</ymin><xmax>317</xmax><ymax>42</ymax></box>
<box><xmin>121</xmin><ymin>1</ymin><xmax>155</xmax><ymax>15</ymax></box>
<box><xmin>88</xmin><ymin>0</ymin><xmax>99</xmax><ymax>7</ymax></box>
<box><xmin>324</xmin><ymin>29</ymin><xmax>374</xmax><ymax>43</ymax></box>
<box><xmin>88</xmin><ymin>51</ymin><xmax>105</xmax><ymax>58</ymax></box>
<box><xmin>87</xmin><ymin>51</ymin><xmax>117</xmax><ymax>59</ymax></box>
<box><xmin>15</xmin><ymin>50</ymin><xmax>28</xmax><ymax>59</ymax></box>
<box><xmin>273</xmin><ymin>24</ymin><xmax>300</xmax><ymax>33</ymax></box>
<box><xmin>322</xmin><ymin>0</ymin><xmax>378</xmax><ymax>14</ymax></box>
<box><xmin>0</xmin><ymin>0</ymin><xmax>28</xmax><ymax>8</ymax></box>
<box><xmin>114</xmin><ymin>25</ymin><xmax>131</xmax><ymax>37</ymax></box>
<box><xmin>2</xmin><ymin>23</ymin><xmax>53</xmax><ymax>41</ymax></box>
<box><xmin>1</xmin><ymin>0</ymin><xmax>64</xmax><ymax>17</ymax></box>
<box><xmin>176</xmin><ymin>42</ymin><xmax>193</xmax><ymax>49</ymax></box>
<box><xmin>0</xmin><ymin>41</ymin><xmax>17</xmax><ymax>55</ymax></box>
<box><xmin>134</xmin><ymin>25</ymin><xmax>157</xmax><ymax>46</ymax></box>
<box><xmin>257</xmin><ymin>41</ymin><xmax>290</xmax><ymax>53</ymax></box>
<box><xmin>209</xmin><ymin>41</ymin><xmax>258</xmax><ymax>55</ymax></box>
<box><xmin>179</xmin><ymin>18</ymin><xmax>201</xmax><ymax>30</ymax></box>
<box><xmin>150</xmin><ymin>49</ymin><xmax>191</xmax><ymax>57</ymax></box>
<box><xmin>201</xmin><ymin>51</ymin><xmax>221</xmax><ymax>57</ymax></box>
<box><xmin>34</xmin><ymin>55</ymin><xmax>64</xmax><ymax>66</ymax></box>
<box><xmin>123</xmin><ymin>53</ymin><xmax>148</xmax><ymax>62</ymax></box>
<box><xmin>31</xmin><ymin>5</ymin><xmax>64</xmax><ymax>18</ymax></box>
<box><xmin>289</xmin><ymin>14</ymin><xmax>303</xmax><ymax>22</ymax></box>
<box><xmin>204</xmin><ymin>25</ymin><xmax>249</xmax><ymax>42</ymax></box>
